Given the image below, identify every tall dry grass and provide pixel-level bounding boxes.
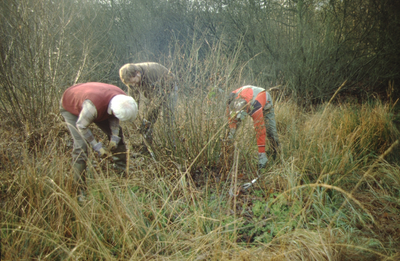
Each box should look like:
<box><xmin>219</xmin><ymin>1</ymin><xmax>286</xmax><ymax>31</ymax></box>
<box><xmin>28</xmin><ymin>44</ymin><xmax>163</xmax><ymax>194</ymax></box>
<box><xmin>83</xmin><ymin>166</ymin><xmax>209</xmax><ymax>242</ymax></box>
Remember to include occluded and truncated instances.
<box><xmin>1</xmin><ymin>90</ymin><xmax>400</xmax><ymax>260</ymax></box>
<box><xmin>1</xmin><ymin>41</ymin><xmax>400</xmax><ymax>260</ymax></box>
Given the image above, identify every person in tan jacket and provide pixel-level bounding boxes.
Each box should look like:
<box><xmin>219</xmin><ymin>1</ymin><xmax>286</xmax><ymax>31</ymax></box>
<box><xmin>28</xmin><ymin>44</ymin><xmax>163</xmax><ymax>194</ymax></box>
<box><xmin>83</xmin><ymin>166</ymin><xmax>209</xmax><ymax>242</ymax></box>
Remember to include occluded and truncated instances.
<box><xmin>119</xmin><ymin>62</ymin><xmax>178</xmax><ymax>149</ymax></box>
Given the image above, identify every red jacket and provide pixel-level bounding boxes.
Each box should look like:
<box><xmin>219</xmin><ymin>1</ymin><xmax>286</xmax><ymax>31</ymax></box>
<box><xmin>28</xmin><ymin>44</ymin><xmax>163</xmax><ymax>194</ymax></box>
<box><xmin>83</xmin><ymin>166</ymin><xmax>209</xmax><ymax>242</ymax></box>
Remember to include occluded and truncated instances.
<box><xmin>62</xmin><ymin>82</ymin><xmax>127</xmax><ymax>122</ymax></box>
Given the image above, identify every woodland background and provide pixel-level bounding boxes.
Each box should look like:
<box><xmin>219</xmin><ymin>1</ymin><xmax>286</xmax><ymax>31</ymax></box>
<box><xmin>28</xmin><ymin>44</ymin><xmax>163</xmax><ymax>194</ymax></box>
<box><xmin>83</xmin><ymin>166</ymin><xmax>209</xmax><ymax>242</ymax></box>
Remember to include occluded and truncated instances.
<box><xmin>1</xmin><ymin>0</ymin><xmax>400</xmax><ymax>260</ymax></box>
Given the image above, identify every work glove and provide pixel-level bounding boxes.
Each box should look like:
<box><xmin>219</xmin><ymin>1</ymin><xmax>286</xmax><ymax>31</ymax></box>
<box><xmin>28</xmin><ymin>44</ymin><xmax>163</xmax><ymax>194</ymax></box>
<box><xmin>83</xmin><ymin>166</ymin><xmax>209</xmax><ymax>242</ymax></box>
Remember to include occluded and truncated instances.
<box><xmin>258</xmin><ymin>152</ymin><xmax>268</xmax><ymax>169</ymax></box>
<box><xmin>139</xmin><ymin>119</ymin><xmax>151</xmax><ymax>134</ymax></box>
<box><xmin>227</xmin><ymin>128</ymin><xmax>236</xmax><ymax>140</ymax></box>
<box><xmin>93</xmin><ymin>142</ymin><xmax>108</xmax><ymax>158</ymax></box>
<box><xmin>108</xmin><ymin>135</ymin><xmax>121</xmax><ymax>151</ymax></box>
<box><xmin>236</xmin><ymin>110</ymin><xmax>247</xmax><ymax>121</ymax></box>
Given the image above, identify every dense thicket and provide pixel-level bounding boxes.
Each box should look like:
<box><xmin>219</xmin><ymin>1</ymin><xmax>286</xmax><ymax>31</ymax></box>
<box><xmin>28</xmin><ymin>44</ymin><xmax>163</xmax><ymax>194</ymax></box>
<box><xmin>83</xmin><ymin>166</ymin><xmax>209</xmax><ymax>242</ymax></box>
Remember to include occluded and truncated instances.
<box><xmin>102</xmin><ymin>0</ymin><xmax>400</xmax><ymax>102</ymax></box>
<box><xmin>1</xmin><ymin>0</ymin><xmax>399</xmax><ymax>127</ymax></box>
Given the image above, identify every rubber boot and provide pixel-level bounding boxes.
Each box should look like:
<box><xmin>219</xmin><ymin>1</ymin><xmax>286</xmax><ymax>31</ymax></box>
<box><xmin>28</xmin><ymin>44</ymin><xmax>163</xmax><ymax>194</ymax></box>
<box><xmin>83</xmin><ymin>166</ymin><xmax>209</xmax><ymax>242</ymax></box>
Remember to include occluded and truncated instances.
<box><xmin>258</xmin><ymin>152</ymin><xmax>268</xmax><ymax>170</ymax></box>
<box><xmin>270</xmin><ymin>141</ymin><xmax>280</xmax><ymax>161</ymax></box>
<box><xmin>73</xmin><ymin>162</ymin><xmax>87</xmax><ymax>202</ymax></box>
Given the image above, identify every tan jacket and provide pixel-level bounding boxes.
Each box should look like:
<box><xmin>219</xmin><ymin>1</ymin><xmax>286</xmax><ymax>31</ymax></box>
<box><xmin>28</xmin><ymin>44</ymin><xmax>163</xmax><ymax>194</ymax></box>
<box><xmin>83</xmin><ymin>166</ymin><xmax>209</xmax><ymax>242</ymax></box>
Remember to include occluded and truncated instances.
<box><xmin>119</xmin><ymin>62</ymin><xmax>176</xmax><ymax>124</ymax></box>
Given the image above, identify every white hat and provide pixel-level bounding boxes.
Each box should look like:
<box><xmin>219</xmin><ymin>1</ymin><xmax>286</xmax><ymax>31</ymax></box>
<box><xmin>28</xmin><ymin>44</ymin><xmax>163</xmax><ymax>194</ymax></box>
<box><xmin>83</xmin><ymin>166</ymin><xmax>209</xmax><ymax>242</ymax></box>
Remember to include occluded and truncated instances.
<box><xmin>109</xmin><ymin>95</ymin><xmax>138</xmax><ymax>122</ymax></box>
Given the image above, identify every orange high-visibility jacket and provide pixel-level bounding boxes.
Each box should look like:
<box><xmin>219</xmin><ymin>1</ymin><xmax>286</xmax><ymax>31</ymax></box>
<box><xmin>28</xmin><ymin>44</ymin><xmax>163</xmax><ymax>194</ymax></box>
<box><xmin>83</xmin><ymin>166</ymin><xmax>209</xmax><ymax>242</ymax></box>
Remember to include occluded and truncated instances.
<box><xmin>227</xmin><ymin>85</ymin><xmax>271</xmax><ymax>153</ymax></box>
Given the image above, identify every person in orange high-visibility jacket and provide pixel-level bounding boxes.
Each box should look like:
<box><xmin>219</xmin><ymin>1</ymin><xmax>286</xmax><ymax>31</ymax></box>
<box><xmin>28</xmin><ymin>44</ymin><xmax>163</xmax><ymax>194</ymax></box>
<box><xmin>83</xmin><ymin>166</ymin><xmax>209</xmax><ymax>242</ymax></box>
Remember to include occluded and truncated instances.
<box><xmin>226</xmin><ymin>85</ymin><xmax>280</xmax><ymax>169</ymax></box>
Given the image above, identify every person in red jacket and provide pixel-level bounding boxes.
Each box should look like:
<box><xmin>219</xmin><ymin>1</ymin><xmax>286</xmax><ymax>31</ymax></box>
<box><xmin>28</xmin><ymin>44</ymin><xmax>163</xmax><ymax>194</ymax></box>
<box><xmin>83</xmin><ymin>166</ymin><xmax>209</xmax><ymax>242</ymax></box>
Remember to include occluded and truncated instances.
<box><xmin>60</xmin><ymin>82</ymin><xmax>138</xmax><ymax>199</ymax></box>
<box><xmin>226</xmin><ymin>85</ymin><xmax>280</xmax><ymax>169</ymax></box>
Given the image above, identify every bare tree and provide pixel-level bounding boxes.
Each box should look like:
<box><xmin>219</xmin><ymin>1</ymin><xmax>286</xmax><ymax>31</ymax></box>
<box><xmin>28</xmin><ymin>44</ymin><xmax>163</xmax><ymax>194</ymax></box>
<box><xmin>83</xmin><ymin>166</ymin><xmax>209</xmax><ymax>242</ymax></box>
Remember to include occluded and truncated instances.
<box><xmin>0</xmin><ymin>0</ymin><xmax>117</xmax><ymax>128</ymax></box>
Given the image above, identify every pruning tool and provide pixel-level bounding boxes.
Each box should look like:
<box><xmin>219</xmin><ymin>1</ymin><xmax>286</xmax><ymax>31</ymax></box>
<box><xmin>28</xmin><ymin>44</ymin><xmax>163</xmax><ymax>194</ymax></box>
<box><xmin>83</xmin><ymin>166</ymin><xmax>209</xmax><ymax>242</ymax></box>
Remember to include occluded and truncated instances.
<box><xmin>229</xmin><ymin>177</ymin><xmax>259</xmax><ymax>197</ymax></box>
